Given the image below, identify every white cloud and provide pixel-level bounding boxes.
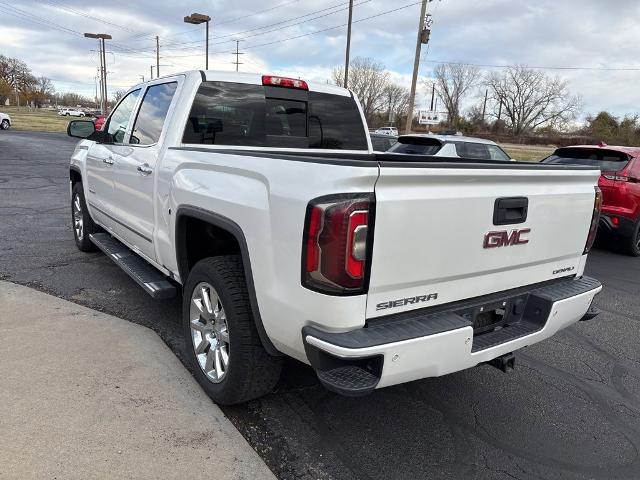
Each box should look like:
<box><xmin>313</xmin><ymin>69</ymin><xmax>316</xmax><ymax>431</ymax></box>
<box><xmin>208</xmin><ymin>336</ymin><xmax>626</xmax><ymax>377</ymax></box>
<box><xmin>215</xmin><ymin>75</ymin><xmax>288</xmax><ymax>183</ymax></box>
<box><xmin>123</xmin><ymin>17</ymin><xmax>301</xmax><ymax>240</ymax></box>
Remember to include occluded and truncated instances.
<box><xmin>0</xmin><ymin>0</ymin><xmax>638</xmax><ymax>118</ymax></box>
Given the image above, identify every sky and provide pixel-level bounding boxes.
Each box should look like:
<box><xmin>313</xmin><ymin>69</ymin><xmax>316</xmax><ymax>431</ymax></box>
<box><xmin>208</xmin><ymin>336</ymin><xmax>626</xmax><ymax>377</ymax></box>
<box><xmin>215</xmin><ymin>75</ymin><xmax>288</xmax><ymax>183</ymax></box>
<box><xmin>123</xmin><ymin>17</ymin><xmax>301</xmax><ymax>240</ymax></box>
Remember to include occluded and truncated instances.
<box><xmin>1</xmin><ymin>0</ymin><xmax>640</xmax><ymax>118</ymax></box>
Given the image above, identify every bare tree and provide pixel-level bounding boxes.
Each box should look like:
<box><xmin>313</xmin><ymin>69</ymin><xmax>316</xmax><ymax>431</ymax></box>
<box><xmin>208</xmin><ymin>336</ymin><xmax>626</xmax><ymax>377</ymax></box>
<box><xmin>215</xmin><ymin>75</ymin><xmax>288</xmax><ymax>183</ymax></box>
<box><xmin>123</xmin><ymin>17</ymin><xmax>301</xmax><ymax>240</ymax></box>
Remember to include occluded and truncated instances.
<box><xmin>431</xmin><ymin>63</ymin><xmax>480</xmax><ymax>129</ymax></box>
<box><xmin>486</xmin><ymin>65</ymin><xmax>581</xmax><ymax>136</ymax></box>
<box><xmin>333</xmin><ymin>57</ymin><xmax>390</xmax><ymax>122</ymax></box>
<box><xmin>384</xmin><ymin>84</ymin><xmax>410</xmax><ymax>125</ymax></box>
<box><xmin>30</xmin><ymin>76</ymin><xmax>55</xmax><ymax>107</ymax></box>
<box><xmin>113</xmin><ymin>89</ymin><xmax>127</xmax><ymax>103</ymax></box>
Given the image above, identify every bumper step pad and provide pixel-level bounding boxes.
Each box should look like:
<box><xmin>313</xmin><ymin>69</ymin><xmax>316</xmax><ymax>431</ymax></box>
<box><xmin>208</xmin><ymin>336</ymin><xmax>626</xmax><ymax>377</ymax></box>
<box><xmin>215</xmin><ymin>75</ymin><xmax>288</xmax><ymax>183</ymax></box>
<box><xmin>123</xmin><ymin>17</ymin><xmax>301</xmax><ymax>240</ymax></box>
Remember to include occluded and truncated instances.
<box><xmin>316</xmin><ymin>366</ymin><xmax>379</xmax><ymax>397</ymax></box>
<box><xmin>90</xmin><ymin>233</ymin><xmax>176</xmax><ymax>300</ymax></box>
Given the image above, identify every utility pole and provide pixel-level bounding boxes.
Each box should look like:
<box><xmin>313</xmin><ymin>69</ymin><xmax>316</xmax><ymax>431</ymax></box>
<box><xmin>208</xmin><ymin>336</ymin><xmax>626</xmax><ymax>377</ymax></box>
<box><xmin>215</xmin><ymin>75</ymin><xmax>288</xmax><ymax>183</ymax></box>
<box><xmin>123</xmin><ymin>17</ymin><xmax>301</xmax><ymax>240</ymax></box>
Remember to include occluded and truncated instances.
<box><xmin>139</xmin><ymin>75</ymin><xmax>145</xmax><ymax>82</ymax></box>
<box><xmin>481</xmin><ymin>88</ymin><xmax>488</xmax><ymax>121</ymax></box>
<box><xmin>150</xmin><ymin>65</ymin><xmax>154</xmax><ymax>80</ymax></box>
<box><xmin>404</xmin><ymin>0</ymin><xmax>430</xmax><ymax>134</ymax></box>
<box><xmin>232</xmin><ymin>40</ymin><xmax>244</xmax><ymax>72</ymax></box>
<box><xmin>343</xmin><ymin>0</ymin><xmax>354</xmax><ymax>88</ymax></box>
<box><xmin>430</xmin><ymin>82</ymin><xmax>435</xmax><ymax>111</ymax></box>
<box><xmin>156</xmin><ymin>36</ymin><xmax>160</xmax><ymax>78</ymax></box>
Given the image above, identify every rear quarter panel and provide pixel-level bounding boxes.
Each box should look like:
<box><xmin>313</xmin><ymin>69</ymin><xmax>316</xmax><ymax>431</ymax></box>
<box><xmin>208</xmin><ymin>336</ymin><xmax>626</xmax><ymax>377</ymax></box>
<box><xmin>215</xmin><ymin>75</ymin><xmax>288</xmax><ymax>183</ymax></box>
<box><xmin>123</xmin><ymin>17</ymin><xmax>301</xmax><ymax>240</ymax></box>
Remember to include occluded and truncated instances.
<box><xmin>158</xmin><ymin>148</ymin><xmax>379</xmax><ymax>361</ymax></box>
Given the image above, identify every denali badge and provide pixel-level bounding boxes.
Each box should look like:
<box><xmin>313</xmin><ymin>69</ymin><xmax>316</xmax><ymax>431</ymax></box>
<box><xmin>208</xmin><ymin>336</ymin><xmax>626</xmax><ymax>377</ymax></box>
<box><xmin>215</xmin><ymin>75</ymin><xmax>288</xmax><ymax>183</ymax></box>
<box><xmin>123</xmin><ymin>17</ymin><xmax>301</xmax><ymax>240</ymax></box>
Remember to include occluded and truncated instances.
<box><xmin>553</xmin><ymin>266</ymin><xmax>575</xmax><ymax>275</ymax></box>
<box><xmin>376</xmin><ymin>293</ymin><xmax>438</xmax><ymax>311</ymax></box>
<box><xmin>484</xmin><ymin>229</ymin><xmax>531</xmax><ymax>249</ymax></box>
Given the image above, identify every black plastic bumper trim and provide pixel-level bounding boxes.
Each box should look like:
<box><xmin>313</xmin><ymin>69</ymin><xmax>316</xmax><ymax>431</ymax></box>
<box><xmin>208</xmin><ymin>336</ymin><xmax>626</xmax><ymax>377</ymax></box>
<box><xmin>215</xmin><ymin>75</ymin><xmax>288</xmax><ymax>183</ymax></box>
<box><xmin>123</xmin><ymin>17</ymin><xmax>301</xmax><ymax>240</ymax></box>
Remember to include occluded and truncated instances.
<box><xmin>303</xmin><ymin>276</ymin><xmax>602</xmax><ymax>352</ymax></box>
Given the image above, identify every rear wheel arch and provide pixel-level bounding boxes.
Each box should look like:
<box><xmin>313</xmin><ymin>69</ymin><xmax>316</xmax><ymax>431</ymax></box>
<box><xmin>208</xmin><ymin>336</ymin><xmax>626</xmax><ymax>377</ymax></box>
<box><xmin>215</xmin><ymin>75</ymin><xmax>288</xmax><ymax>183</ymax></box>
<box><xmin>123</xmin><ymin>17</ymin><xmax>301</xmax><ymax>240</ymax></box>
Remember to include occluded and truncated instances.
<box><xmin>70</xmin><ymin>166</ymin><xmax>82</xmax><ymax>186</ymax></box>
<box><xmin>175</xmin><ymin>206</ymin><xmax>281</xmax><ymax>356</ymax></box>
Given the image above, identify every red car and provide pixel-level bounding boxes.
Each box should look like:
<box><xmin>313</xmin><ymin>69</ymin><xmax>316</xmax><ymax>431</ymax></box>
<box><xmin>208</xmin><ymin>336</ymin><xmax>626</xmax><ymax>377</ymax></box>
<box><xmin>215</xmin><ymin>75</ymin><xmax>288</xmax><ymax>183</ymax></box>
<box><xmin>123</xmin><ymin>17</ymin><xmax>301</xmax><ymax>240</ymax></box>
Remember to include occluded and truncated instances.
<box><xmin>543</xmin><ymin>144</ymin><xmax>640</xmax><ymax>256</ymax></box>
<box><xmin>93</xmin><ymin>115</ymin><xmax>106</xmax><ymax>131</ymax></box>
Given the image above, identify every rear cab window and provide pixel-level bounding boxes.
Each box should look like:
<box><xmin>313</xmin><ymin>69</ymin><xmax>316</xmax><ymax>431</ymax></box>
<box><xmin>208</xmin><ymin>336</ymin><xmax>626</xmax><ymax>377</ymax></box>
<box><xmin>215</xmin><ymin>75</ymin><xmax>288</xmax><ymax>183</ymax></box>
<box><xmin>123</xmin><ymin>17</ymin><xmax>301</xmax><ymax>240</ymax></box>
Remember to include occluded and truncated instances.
<box><xmin>543</xmin><ymin>148</ymin><xmax>631</xmax><ymax>171</ymax></box>
<box><xmin>183</xmin><ymin>81</ymin><xmax>368</xmax><ymax>150</ymax></box>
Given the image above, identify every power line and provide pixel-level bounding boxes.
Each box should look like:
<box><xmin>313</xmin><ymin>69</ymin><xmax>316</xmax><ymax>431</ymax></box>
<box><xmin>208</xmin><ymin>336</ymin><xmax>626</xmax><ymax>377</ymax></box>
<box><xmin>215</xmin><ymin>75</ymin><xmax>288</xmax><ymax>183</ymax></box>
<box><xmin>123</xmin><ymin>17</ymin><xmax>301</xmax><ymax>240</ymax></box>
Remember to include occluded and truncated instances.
<box><xmin>243</xmin><ymin>1</ymin><xmax>423</xmax><ymax>50</ymax></box>
<box><xmin>35</xmin><ymin>0</ymin><xmax>142</xmax><ymax>34</ymax></box>
<box><xmin>216</xmin><ymin>0</ymin><xmax>300</xmax><ymax>27</ymax></box>
<box><xmin>423</xmin><ymin>60</ymin><xmax>640</xmax><ymax>72</ymax></box>
<box><xmin>119</xmin><ymin>0</ymin><xmax>372</xmax><ymax>55</ymax></box>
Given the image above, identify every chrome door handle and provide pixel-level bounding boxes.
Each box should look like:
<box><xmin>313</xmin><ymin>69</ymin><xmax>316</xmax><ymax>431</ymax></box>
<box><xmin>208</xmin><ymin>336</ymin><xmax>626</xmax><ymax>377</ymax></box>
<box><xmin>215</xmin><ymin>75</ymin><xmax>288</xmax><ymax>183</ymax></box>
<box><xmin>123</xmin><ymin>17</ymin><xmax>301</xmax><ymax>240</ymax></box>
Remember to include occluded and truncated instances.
<box><xmin>103</xmin><ymin>156</ymin><xmax>114</xmax><ymax>165</ymax></box>
<box><xmin>137</xmin><ymin>163</ymin><xmax>153</xmax><ymax>175</ymax></box>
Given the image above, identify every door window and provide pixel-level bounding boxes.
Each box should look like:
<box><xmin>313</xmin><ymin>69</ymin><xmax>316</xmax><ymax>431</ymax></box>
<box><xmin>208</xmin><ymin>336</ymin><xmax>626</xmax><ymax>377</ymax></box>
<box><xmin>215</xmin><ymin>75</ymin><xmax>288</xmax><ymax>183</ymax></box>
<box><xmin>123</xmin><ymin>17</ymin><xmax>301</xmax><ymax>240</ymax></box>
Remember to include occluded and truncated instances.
<box><xmin>131</xmin><ymin>82</ymin><xmax>178</xmax><ymax>145</ymax></box>
<box><xmin>105</xmin><ymin>89</ymin><xmax>140</xmax><ymax>144</ymax></box>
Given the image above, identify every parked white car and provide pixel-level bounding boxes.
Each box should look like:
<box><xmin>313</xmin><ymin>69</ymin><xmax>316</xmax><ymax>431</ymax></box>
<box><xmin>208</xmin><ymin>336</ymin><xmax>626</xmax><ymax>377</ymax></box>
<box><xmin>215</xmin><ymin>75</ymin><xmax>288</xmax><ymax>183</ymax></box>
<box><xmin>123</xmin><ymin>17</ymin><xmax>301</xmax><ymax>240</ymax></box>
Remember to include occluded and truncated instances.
<box><xmin>59</xmin><ymin>108</ymin><xmax>86</xmax><ymax>117</ymax></box>
<box><xmin>0</xmin><ymin>112</ymin><xmax>11</xmax><ymax>130</ymax></box>
<box><xmin>389</xmin><ymin>133</ymin><xmax>514</xmax><ymax>161</ymax></box>
<box><xmin>374</xmin><ymin>126</ymin><xmax>398</xmax><ymax>136</ymax></box>
<box><xmin>66</xmin><ymin>70</ymin><xmax>603</xmax><ymax>405</ymax></box>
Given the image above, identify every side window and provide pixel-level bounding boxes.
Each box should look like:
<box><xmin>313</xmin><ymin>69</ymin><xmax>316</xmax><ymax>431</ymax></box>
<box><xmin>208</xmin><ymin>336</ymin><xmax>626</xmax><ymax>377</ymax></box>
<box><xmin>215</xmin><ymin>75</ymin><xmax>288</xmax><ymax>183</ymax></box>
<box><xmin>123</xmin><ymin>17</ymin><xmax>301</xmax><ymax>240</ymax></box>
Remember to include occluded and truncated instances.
<box><xmin>130</xmin><ymin>82</ymin><xmax>178</xmax><ymax>145</ymax></box>
<box><xmin>105</xmin><ymin>89</ymin><xmax>140</xmax><ymax>144</ymax></box>
<box><xmin>454</xmin><ymin>141</ymin><xmax>491</xmax><ymax>160</ymax></box>
<box><xmin>631</xmin><ymin>158</ymin><xmax>640</xmax><ymax>178</ymax></box>
<box><xmin>487</xmin><ymin>145</ymin><xmax>511</xmax><ymax>161</ymax></box>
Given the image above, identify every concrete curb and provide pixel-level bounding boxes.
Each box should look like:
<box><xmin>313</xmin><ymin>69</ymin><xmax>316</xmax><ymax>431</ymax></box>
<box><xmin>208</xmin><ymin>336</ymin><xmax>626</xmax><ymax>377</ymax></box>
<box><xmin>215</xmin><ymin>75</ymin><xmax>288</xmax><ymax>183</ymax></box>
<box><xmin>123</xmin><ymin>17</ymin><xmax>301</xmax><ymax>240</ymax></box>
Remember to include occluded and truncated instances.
<box><xmin>0</xmin><ymin>281</ymin><xmax>276</xmax><ymax>480</ymax></box>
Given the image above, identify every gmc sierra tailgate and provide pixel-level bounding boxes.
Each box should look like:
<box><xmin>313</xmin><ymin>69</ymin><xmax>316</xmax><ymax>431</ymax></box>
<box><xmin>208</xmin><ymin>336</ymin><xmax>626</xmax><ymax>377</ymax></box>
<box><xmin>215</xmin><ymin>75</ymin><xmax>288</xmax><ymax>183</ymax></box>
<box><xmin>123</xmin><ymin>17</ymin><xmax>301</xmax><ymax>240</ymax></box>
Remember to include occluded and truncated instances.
<box><xmin>367</xmin><ymin>162</ymin><xmax>600</xmax><ymax>318</ymax></box>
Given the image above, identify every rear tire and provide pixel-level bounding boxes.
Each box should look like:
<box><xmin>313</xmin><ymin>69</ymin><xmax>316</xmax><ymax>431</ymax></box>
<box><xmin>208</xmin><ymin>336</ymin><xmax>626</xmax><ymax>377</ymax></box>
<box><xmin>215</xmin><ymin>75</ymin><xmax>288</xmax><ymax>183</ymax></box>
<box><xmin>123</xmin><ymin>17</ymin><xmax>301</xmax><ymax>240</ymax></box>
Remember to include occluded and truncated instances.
<box><xmin>71</xmin><ymin>182</ymin><xmax>98</xmax><ymax>252</ymax></box>
<box><xmin>0</xmin><ymin>119</ymin><xmax>9</xmax><ymax>130</ymax></box>
<box><xmin>183</xmin><ymin>256</ymin><xmax>282</xmax><ymax>405</ymax></box>
<box><xmin>622</xmin><ymin>220</ymin><xmax>640</xmax><ymax>256</ymax></box>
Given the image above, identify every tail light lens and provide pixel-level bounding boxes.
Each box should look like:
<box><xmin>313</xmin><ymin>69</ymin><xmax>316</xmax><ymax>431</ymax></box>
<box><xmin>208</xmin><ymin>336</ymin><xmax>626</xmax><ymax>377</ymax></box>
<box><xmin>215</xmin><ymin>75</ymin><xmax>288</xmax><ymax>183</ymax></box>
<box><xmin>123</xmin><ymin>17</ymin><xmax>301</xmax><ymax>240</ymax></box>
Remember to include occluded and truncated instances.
<box><xmin>302</xmin><ymin>194</ymin><xmax>375</xmax><ymax>295</ymax></box>
<box><xmin>584</xmin><ymin>186</ymin><xmax>603</xmax><ymax>254</ymax></box>
<box><xmin>603</xmin><ymin>174</ymin><xmax>629</xmax><ymax>182</ymax></box>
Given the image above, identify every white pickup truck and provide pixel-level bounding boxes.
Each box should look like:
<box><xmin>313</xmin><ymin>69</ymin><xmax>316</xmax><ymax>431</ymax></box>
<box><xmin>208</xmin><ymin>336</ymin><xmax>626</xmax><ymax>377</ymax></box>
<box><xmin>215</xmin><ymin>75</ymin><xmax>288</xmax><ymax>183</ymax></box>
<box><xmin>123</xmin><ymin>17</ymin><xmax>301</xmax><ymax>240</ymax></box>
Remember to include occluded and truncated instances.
<box><xmin>67</xmin><ymin>71</ymin><xmax>603</xmax><ymax>404</ymax></box>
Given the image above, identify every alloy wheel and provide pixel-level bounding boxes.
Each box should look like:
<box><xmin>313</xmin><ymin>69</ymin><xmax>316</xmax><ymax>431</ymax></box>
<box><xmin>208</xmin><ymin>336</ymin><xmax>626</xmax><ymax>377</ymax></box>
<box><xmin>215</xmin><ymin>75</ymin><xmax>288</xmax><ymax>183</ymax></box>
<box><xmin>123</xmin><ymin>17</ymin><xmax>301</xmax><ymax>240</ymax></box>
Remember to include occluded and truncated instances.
<box><xmin>189</xmin><ymin>282</ymin><xmax>230</xmax><ymax>383</ymax></box>
<box><xmin>73</xmin><ymin>193</ymin><xmax>84</xmax><ymax>241</ymax></box>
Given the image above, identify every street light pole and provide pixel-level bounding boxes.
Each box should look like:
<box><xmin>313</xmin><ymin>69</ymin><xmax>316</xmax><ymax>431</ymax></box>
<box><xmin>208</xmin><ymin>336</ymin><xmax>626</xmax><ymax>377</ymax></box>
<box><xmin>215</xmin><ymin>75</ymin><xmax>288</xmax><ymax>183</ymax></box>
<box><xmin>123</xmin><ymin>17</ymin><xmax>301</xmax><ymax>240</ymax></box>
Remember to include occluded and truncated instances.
<box><xmin>343</xmin><ymin>0</ymin><xmax>354</xmax><ymax>88</ymax></box>
<box><xmin>404</xmin><ymin>0</ymin><xmax>429</xmax><ymax>134</ymax></box>
<box><xmin>85</xmin><ymin>32</ymin><xmax>112</xmax><ymax>115</ymax></box>
<box><xmin>101</xmin><ymin>37</ymin><xmax>108</xmax><ymax>112</ymax></box>
<box><xmin>184</xmin><ymin>13</ymin><xmax>212</xmax><ymax>70</ymax></box>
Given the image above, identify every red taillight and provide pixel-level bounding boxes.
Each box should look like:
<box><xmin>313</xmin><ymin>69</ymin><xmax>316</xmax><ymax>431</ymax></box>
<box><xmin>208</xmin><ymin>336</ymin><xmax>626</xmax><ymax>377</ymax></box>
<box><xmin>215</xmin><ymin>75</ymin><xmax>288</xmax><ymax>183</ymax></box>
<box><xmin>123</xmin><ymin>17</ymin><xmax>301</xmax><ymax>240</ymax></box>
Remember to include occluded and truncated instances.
<box><xmin>302</xmin><ymin>195</ymin><xmax>374</xmax><ymax>295</ymax></box>
<box><xmin>305</xmin><ymin>207</ymin><xmax>322</xmax><ymax>273</ymax></box>
<box><xmin>611</xmin><ymin>216</ymin><xmax>620</xmax><ymax>227</ymax></box>
<box><xmin>262</xmin><ymin>75</ymin><xmax>309</xmax><ymax>91</ymax></box>
<box><xmin>603</xmin><ymin>174</ymin><xmax>629</xmax><ymax>182</ymax></box>
<box><xmin>584</xmin><ymin>186</ymin><xmax>603</xmax><ymax>254</ymax></box>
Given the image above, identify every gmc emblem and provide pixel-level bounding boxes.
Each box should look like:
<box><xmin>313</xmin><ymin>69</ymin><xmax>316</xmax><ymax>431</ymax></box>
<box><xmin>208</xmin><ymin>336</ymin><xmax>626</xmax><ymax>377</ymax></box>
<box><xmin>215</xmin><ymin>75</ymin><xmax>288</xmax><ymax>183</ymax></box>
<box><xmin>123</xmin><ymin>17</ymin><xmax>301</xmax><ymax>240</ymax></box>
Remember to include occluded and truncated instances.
<box><xmin>484</xmin><ymin>229</ymin><xmax>531</xmax><ymax>249</ymax></box>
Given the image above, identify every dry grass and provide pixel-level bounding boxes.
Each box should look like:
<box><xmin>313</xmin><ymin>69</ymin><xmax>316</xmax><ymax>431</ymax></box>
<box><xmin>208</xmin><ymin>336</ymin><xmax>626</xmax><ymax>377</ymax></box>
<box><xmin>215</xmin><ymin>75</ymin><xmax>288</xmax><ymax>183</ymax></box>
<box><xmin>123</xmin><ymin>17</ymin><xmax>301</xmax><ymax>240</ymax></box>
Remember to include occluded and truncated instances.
<box><xmin>502</xmin><ymin>143</ymin><xmax>556</xmax><ymax>163</ymax></box>
<box><xmin>1</xmin><ymin>106</ymin><xmax>72</xmax><ymax>133</ymax></box>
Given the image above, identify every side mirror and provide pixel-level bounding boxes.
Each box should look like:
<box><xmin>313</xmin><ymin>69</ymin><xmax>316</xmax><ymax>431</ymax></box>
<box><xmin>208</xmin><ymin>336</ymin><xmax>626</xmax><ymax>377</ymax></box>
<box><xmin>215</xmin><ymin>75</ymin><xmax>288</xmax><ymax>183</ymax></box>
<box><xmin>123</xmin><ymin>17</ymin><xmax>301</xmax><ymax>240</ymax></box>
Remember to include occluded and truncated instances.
<box><xmin>67</xmin><ymin>120</ymin><xmax>96</xmax><ymax>139</ymax></box>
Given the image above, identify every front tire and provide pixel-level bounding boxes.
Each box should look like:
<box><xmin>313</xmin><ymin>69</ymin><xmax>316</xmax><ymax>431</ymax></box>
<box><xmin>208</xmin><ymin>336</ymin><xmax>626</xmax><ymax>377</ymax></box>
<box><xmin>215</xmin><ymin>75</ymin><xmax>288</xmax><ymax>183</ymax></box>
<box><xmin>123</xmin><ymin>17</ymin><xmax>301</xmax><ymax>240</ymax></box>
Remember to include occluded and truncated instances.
<box><xmin>622</xmin><ymin>220</ymin><xmax>640</xmax><ymax>256</ymax></box>
<box><xmin>71</xmin><ymin>182</ymin><xmax>98</xmax><ymax>252</ymax></box>
<box><xmin>0</xmin><ymin>120</ymin><xmax>9</xmax><ymax>130</ymax></box>
<box><xmin>183</xmin><ymin>256</ymin><xmax>282</xmax><ymax>405</ymax></box>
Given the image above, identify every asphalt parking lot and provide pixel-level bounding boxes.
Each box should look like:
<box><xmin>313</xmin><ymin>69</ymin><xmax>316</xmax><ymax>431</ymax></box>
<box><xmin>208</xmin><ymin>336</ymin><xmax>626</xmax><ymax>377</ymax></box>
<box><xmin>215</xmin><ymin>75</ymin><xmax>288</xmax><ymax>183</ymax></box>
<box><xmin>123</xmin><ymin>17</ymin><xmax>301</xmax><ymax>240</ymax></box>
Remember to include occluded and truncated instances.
<box><xmin>2</xmin><ymin>130</ymin><xmax>640</xmax><ymax>480</ymax></box>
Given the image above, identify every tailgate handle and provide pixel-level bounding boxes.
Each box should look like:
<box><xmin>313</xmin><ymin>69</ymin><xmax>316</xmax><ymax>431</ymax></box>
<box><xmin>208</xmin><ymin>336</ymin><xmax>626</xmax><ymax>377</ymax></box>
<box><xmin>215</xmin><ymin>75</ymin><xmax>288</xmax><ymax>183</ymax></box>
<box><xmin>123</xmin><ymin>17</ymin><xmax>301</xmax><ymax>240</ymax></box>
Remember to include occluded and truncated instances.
<box><xmin>494</xmin><ymin>197</ymin><xmax>528</xmax><ymax>225</ymax></box>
